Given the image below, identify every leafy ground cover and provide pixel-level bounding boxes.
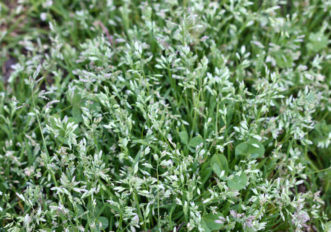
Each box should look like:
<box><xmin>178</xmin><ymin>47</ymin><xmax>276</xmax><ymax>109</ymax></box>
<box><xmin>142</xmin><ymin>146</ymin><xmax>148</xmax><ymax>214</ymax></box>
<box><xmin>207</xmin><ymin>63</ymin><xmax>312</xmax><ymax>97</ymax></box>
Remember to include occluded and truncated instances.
<box><xmin>0</xmin><ymin>0</ymin><xmax>330</xmax><ymax>231</ymax></box>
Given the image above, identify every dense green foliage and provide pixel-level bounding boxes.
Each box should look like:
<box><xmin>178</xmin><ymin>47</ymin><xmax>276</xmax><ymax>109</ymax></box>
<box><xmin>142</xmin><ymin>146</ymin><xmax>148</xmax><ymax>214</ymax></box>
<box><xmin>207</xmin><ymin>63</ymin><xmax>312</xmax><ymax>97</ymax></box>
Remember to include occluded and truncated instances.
<box><xmin>0</xmin><ymin>0</ymin><xmax>330</xmax><ymax>231</ymax></box>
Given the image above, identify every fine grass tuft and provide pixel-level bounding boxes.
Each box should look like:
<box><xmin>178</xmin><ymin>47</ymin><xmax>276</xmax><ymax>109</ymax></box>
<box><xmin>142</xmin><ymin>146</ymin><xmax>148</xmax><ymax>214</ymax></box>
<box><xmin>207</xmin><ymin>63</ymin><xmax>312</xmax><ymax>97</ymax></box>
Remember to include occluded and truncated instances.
<box><xmin>0</xmin><ymin>0</ymin><xmax>330</xmax><ymax>231</ymax></box>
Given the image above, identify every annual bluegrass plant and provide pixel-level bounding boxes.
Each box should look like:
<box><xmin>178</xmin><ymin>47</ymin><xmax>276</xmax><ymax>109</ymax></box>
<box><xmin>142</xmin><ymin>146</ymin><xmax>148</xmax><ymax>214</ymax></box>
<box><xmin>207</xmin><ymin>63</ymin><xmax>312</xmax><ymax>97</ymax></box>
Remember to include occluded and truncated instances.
<box><xmin>0</xmin><ymin>0</ymin><xmax>330</xmax><ymax>231</ymax></box>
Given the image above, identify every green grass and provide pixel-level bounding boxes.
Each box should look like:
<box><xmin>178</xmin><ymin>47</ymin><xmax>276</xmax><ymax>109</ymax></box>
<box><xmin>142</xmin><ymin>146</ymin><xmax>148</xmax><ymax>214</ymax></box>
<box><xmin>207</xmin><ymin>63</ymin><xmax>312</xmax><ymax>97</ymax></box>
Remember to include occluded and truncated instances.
<box><xmin>0</xmin><ymin>0</ymin><xmax>330</xmax><ymax>231</ymax></box>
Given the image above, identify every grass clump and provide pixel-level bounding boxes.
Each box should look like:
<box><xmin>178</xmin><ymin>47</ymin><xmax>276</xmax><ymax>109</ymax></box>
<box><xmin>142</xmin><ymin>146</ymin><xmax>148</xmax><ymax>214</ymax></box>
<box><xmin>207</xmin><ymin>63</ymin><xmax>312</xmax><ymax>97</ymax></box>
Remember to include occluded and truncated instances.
<box><xmin>0</xmin><ymin>0</ymin><xmax>330</xmax><ymax>231</ymax></box>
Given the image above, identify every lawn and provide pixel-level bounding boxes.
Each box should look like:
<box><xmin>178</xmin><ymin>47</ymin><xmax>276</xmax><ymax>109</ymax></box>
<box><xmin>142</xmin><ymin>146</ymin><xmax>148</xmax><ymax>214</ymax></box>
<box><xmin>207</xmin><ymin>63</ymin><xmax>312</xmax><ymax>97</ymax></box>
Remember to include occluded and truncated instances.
<box><xmin>0</xmin><ymin>0</ymin><xmax>330</xmax><ymax>231</ymax></box>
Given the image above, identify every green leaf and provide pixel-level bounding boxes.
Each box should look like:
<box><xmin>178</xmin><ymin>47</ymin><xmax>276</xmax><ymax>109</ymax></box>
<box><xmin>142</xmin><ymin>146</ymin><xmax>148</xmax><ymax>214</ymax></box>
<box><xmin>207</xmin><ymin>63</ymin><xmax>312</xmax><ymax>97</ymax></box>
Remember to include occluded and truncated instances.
<box><xmin>210</xmin><ymin>154</ymin><xmax>228</xmax><ymax>178</ymax></box>
<box><xmin>189</xmin><ymin>135</ymin><xmax>203</xmax><ymax>148</ymax></box>
<box><xmin>97</xmin><ymin>217</ymin><xmax>109</xmax><ymax>230</ymax></box>
<box><xmin>71</xmin><ymin>91</ymin><xmax>82</xmax><ymax>123</ymax></box>
<box><xmin>307</xmin><ymin>32</ymin><xmax>328</xmax><ymax>53</ymax></box>
<box><xmin>179</xmin><ymin>130</ymin><xmax>188</xmax><ymax>144</ymax></box>
<box><xmin>201</xmin><ymin>213</ymin><xmax>225</xmax><ymax>231</ymax></box>
<box><xmin>227</xmin><ymin>173</ymin><xmax>247</xmax><ymax>190</ymax></box>
<box><xmin>200</xmin><ymin>160</ymin><xmax>213</xmax><ymax>185</ymax></box>
<box><xmin>235</xmin><ymin>139</ymin><xmax>265</xmax><ymax>159</ymax></box>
